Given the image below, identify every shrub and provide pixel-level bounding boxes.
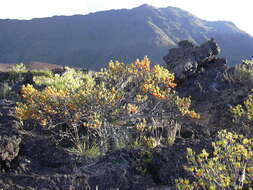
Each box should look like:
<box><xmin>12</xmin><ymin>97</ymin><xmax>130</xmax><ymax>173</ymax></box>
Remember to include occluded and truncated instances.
<box><xmin>230</xmin><ymin>89</ymin><xmax>253</xmax><ymax>134</ymax></box>
<box><xmin>15</xmin><ymin>57</ymin><xmax>199</xmax><ymax>154</ymax></box>
<box><xmin>133</xmin><ymin>149</ymin><xmax>153</xmax><ymax>175</ymax></box>
<box><xmin>31</xmin><ymin>69</ymin><xmax>53</xmax><ymax>77</ymax></box>
<box><xmin>232</xmin><ymin>60</ymin><xmax>253</xmax><ymax>85</ymax></box>
<box><xmin>0</xmin><ymin>82</ymin><xmax>12</xmax><ymax>99</ymax></box>
<box><xmin>10</xmin><ymin>63</ymin><xmax>27</xmax><ymax>73</ymax></box>
<box><xmin>9</xmin><ymin>63</ymin><xmax>28</xmax><ymax>83</ymax></box>
<box><xmin>176</xmin><ymin>130</ymin><xmax>253</xmax><ymax>190</ymax></box>
<box><xmin>33</xmin><ymin>67</ymin><xmax>93</xmax><ymax>92</ymax></box>
<box><xmin>68</xmin><ymin>136</ymin><xmax>100</xmax><ymax>158</ymax></box>
<box><xmin>1</xmin><ymin>65</ymin><xmax>54</xmax><ymax>100</ymax></box>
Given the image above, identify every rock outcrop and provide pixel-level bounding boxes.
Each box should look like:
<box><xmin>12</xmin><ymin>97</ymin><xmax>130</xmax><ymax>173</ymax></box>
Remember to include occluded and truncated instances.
<box><xmin>164</xmin><ymin>39</ymin><xmax>251</xmax><ymax>135</ymax></box>
<box><xmin>163</xmin><ymin>39</ymin><xmax>226</xmax><ymax>81</ymax></box>
<box><xmin>164</xmin><ymin>39</ymin><xmax>230</xmax><ymax>103</ymax></box>
<box><xmin>0</xmin><ymin>100</ymin><xmax>21</xmax><ymax>171</ymax></box>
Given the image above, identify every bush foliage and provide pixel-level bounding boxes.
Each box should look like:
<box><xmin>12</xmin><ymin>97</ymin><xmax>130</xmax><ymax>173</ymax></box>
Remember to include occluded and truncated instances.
<box><xmin>15</xmin><ymin>57</ymin><xmax>199</xmax><ymax>153</ymax></box>
<box><xmin>176</xmin><ymin>130</ymin><xmax>253</xmax><ymax>190</ymax></box>
<box><xmin>11</xmin><ymin>57</ymin><xmax>253</xmax><ymax>188</ymax></box>
<box><xmin>230</xmin><ymin>89</ymin><xmax>253</xmax><ymax>134</ymax></box>
<box><xmin>232</xmin><ymin>59</ymin><xmax>253</xmax><ymax>85</ymax></box>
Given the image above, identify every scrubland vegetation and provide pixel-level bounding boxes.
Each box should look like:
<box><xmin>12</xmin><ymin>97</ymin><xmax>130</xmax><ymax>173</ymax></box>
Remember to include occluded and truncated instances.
<box><xmin>1</xmin><ymin>58</ymin><xmax>253</xmax><ymax>189</ymax></box>
<box><xmin>15</xmin><ymin>57</ymin><xmax>199</xmax><ymax>154</ymax></box>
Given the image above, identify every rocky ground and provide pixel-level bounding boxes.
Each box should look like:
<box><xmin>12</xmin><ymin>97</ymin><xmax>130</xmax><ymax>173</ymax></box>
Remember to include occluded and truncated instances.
<box><xmin>0</xmin><ymin>100</ymin><xmax>212</xmax><ymax>190</ymax></box>
<box><xmin>0</xmin><ymin>39</ymin><xmax>252</xmax><ymax>190</ymax></box>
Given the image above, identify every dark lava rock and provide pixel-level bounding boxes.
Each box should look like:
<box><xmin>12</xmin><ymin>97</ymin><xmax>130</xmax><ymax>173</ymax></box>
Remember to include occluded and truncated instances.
<box><xmin>163</xmin><ymin>39</ymin><xmax>229</xmax><ymax>101</ymax></box>
<box><xmin>0</xmin><ymin>72</ymin><xmax>9</xmax><ymax>81</ymax></box>
<box><xmin>82</xmin><ymin>149</ymin><xmax>155</xmax><ymax>190</ymax></box>
<box><xmin>0</xmin><ymin>173</ymin><xmax>90</xmax><ymax>190</ymax></box>
<box><xmin>0</xmin><ymin>100</ymin><xmax>90</xmax><ymax>190</ymax></box>
<box><xmin>0</xmin><ymin>99</ymin><xmax>17</xmax><ymax>124</ymax></box>
<box><xmin>163</xmin><ymin>38</ymin><xmax>224</xmax><ymax>81</ymax></box>
<box><xmin>0</xmin><ymin>121</ymin><xmax>21</xmax><ymax>171</ymax></box>
<box><xmin>150</xmin><ymin>139</ymin><xmax>212</xmax><ymax>186</ymax></box>
<box><xmin>0</xmin><ymin>100</ymin><xmax>21</xmax><ymax>171</ymax></box>
<box><xmin>164</xmin><ymin>39</ymin><xmax>234</xmax><ymax>133</ymax></box>
<box><xmin>164</xmin><ymin>39</ymin><xmax>253</xmax><ymax>138</ymax></box>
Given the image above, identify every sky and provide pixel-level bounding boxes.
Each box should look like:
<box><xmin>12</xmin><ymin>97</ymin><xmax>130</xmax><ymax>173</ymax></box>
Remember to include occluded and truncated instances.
<box><xmin>0</xmin><ymin>0</ymin><xmax>253</xmax><ymax>35</ymax></box>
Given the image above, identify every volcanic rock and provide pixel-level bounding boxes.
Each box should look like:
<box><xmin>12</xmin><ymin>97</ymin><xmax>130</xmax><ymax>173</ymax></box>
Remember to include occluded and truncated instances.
<box><xmin>163</xmin><ymin>38</ymin><xmax>224</xmax><ymax>80</ymax></box>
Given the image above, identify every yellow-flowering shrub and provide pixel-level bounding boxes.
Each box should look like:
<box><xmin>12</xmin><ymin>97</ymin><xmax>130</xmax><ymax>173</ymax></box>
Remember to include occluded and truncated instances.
<box><xmin>2</xmin><ymin>64</ymin><xmax>56</xmax><ymax>100</ymax></box>
<box><xmin>176</xmin><ymin>130</ymin><xmax>253</xmax><ymax>190</ymax></box>
<box><xmin>15</xmin><ymin>57</ymin><xmax>199</xmax><ymax>152</ymax></box>
<box><xmin>176</xmin><ymin>97</ymin><xmax>200</xmax><ymax>119</ymax></box>
<box><xmin>16</xmin><ymin>84</ymin><xmax>72</xmax><ymax>125</ymax></box>
<box><xmin>230</xmin><ymin>89</ymin><xmax>253</xmax><ymax>133</ymax></box>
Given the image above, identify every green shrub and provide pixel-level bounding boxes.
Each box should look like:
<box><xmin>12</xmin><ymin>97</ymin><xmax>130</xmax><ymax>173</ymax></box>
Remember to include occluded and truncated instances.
<box><xmin>10</xmin><ymin>63</ymin><xmax>27</xmax><ymax>73</ymax></box>
<box><xmin>134</xmin><ymin>149</ymin><xmax>153</xmax><ymax>175</ymax></box>
<box><xmin>33</xmin><ymin>67</ymin><xmax>94</xmax><ymax>92</ymax></box>
<box><xmin>232</xmin><ymin>60</ymin><xmax>253</xmax><ymax>85</ymax></box>
<box><xmin>0</xmin><ymin>82</ymin><xmax>12</xmax><ymax>99</ymax></box>
<box><xmin>31</xmin><ymin>69</ymin><xmax>53</xmax><ymax>77</ymax></box>
<box><xmin>9</xmin><ymin>63</ymin><xmax>28</xmax><ymax>83</ymax></box>
<box><xmin>176</xmin><ymin>130</ymin><xmax>253</xmax><ymax>190</ymax></box>
<box><xmin>68</xmin><ymin>136</ymin><xmax>100</xmax><ymax>158</ymax></box>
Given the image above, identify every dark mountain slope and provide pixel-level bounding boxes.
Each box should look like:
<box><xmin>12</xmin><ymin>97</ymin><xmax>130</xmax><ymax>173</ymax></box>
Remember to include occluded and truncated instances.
<box><xmin>0</xmin><ymin>4</ymin><xmax>252</xmax><ymax>69</ymax></box>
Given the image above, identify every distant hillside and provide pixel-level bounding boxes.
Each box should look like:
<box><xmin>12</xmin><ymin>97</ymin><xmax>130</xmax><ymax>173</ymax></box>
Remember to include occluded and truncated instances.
<box><xmin>0</xmin><ymin>4</ymin><xmax>253</xmax><ymax>69</ymax></box>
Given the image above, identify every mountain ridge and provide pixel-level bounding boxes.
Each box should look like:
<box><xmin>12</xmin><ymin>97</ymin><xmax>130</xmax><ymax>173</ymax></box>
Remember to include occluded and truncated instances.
<box><xmin>0</xmin><ymin>4</ymin><xmax>252</xmax><ymax>69</ymax></box>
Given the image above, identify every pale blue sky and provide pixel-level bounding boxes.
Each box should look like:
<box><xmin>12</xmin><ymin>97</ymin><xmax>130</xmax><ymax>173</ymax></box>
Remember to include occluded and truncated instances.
<box><xmin>0</xmin><ymin>0</ymin><xmax>253</xmax><ymax>35</ymax></box>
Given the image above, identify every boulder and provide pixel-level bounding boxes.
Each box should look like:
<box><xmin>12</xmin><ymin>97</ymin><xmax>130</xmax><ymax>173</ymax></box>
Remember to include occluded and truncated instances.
<box><xmin>150</xmin><ymin>139</ymin><xmax>212</xmax><ymax>186</ymax></box>
<box><xmin>0</xmin><ymin>122</ymin><xmax>21</xmax><ymax>171</ymax></box>
<box><xmin>164</xmin><ymin>39</ymin><xmax>253</xmax><ymax>137</ymax></box>
<box><xmin>163</xmin><ymin>38</ymin><xmax>224</xmax><ymax>80</ymax></box>
<box><xmin>0</xmin><ymin>100</ymin><xmax>21</xmax><ymax>171</ymax></box>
